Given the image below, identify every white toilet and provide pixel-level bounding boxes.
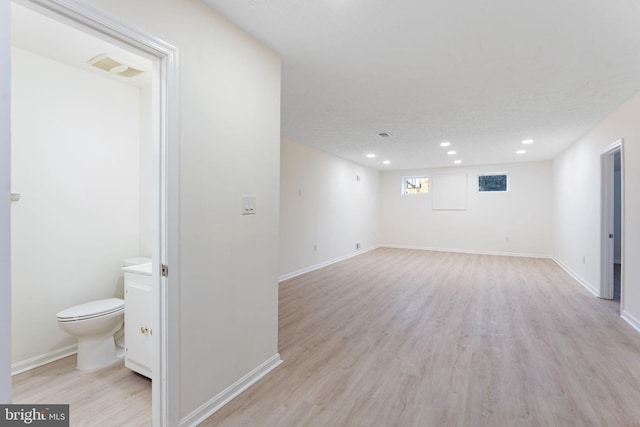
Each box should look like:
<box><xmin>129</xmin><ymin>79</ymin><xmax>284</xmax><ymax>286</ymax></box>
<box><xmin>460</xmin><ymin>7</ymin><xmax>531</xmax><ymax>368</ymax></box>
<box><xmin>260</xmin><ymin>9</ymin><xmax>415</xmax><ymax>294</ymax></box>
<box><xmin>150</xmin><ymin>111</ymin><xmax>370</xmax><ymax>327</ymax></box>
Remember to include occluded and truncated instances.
<box><xmin>56</xmin><ymin>298</ymin><xmax>125</xmax><ymax>370</ymax></box>
<box><xmin>56</xmin><ymin>257</ymin><xmax>151</xmax><ymax>371</ymax></box>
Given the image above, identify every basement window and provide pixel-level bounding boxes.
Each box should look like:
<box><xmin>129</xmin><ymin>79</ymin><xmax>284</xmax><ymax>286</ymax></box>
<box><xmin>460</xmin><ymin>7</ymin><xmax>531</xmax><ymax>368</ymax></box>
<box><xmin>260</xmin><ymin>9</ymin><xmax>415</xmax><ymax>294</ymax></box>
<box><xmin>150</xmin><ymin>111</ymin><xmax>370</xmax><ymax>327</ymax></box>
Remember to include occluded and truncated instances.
<box><xmin>402</xmin><ymin>176</ymin><xmax>429</xmax><ymax>195</ymax></box>
<box><xmin>478</xmin><ymin>174</ymin><xmax>509</xmax><ymax>192</ymax></box>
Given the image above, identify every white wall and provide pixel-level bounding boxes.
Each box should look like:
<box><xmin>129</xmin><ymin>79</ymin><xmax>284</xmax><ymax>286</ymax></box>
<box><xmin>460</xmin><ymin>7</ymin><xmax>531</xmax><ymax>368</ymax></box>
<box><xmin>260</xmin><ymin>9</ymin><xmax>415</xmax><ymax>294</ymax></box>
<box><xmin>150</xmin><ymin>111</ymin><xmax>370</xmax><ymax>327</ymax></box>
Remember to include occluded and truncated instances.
<box><xmin>139</xmin><ymin>85</ymin><xmax>152</xmax><ymax>258</ymax></box>
<box><xmin>280</xmin><ymin>139</ymin><xmax>380</xmax><ymax>278</ymax></box>
<box><xmin>10</xmin><ymin>47</ymin><xmax>142</xmax><ymax>365</ymax></box>
<box><xmin>0</xmin><ymin>0</ymin><xmax>11</xmax><ymax>404</ymax></box>
<box><xmin>79</xmin><ymin>0</ymin><xmax>282</xmax><ymax>421</ymax></box>
<box><xmin>554</xmin><ymin>91</ymin><xmax>640</xmax><ymax>328</ymax></box>
<box><xmin>380</xmin><ymin>161</ymin><xmax>553</xmax><ymax>256</ymax></box>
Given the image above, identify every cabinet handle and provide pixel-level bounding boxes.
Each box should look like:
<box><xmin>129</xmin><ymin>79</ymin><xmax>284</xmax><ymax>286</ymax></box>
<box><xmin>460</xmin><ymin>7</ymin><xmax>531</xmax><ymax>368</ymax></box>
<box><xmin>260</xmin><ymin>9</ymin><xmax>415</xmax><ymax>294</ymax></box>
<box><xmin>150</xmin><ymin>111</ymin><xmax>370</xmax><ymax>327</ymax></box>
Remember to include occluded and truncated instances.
<box><xmin>140</xmin><ymin>326</ymin><xmax>148</xmax><ymax>334</ymax></box>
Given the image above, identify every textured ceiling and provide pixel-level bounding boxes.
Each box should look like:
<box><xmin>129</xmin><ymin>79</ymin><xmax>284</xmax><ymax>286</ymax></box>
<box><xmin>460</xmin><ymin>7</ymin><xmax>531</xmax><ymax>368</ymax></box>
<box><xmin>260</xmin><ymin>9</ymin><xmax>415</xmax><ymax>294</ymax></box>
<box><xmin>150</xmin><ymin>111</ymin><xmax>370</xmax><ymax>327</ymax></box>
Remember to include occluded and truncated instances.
<box><xmin>205</xmin><ymin>0</ymin><xmax>640</xmax><ymax>170</ymax></box>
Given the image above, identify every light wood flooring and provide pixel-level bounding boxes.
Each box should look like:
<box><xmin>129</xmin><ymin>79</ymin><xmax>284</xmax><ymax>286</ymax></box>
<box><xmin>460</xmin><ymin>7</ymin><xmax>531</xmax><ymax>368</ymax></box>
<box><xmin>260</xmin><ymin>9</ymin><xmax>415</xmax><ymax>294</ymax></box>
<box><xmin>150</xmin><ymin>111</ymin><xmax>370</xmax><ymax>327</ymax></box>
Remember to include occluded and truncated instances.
<box><xmin>13</xmin><ymin>249</ymin><xmax>640</xmax><ymax>426</ymax></box>
<box><xmin>12</xmin><ymin>354</ymin><xmax>151</xmax><ymax>426</ymax></box>
<box><xmin>203</xmin><ymin>248</ymin><xmax>640</xmax><ymax>426</ymax></box>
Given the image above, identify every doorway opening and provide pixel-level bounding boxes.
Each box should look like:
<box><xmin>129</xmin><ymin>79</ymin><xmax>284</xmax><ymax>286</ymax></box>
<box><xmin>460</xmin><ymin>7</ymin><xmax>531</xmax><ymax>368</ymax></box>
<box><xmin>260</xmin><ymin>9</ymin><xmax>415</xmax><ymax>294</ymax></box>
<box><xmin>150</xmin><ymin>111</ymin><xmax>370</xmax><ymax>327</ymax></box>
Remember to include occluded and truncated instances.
<box><xmin>7</xmin><ymin>0</ymin><xmax>178</xmax><ymax>425</ymax></box>
<box><xmin>600</xmin><ymin>140</ymin><xmax>623</xmax><ymax>308</ymax></box>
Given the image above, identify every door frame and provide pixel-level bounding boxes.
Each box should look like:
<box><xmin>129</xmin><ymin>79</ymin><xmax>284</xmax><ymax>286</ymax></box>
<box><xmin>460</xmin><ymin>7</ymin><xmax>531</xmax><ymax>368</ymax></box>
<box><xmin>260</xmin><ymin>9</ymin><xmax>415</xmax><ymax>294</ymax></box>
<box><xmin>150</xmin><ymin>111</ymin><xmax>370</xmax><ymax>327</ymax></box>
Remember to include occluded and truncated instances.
<box><xmin>6</xmin><ymin>0</ymin><xmax>179</xmax><ymax>425</ymax></box>
<box><xmin>600</xmin><ymin>139</ymin><xmax>624</xmax><ymax>306</ymax></box>
<box><xmin>1</xmin><ymin>0</ymin><xmax>11</xmax><ymax>405</ymax></box>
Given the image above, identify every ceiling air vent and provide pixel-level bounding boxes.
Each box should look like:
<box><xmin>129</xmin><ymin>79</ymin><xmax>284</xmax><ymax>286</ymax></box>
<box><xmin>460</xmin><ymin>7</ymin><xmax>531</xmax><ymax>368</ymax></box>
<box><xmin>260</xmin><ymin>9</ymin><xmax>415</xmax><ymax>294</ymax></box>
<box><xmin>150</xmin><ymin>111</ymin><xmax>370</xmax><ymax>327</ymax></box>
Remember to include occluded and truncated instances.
<box><xmin>87</xmin><ymin>54</ymin><xmax>144</xmax><ymax>78</ymax></box>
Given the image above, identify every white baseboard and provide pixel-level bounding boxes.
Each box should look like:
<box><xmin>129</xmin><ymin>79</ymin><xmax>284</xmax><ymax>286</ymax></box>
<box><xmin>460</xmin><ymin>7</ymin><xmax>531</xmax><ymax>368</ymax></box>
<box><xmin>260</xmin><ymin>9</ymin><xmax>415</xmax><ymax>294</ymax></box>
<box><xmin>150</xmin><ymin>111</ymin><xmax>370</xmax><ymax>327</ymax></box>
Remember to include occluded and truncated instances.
<box><xmin>279</xmin><ymin>246</ymin><xmax>379</xmax><ymax>282</ymax></box>
<box><xmin>381</xmin><ymin>244</ymin><xmax>552</xmax><ymax>259</ymax></box>
<box><xmin>552</xmin><ymin>257</ymin><xmax>599</xmax><ymax>297</ymax></box>
<box><xmin>279</xmin><ymin>245</ymin><xmax>551</xmax><ymax>283</ymax></box>
<box><xmin>11</xmin><ymin>344</ymin><xmax>77</xmax><ymax>375</ymax></box>
<box><xmin>179</xmin><ymin>353</ymin><xmax>282</xmax><ymax>427</ymax></box>
<box><xmin>622</xmin><ymin>310</ymin><xmax>640</xmax><ymax>334</ymax></box>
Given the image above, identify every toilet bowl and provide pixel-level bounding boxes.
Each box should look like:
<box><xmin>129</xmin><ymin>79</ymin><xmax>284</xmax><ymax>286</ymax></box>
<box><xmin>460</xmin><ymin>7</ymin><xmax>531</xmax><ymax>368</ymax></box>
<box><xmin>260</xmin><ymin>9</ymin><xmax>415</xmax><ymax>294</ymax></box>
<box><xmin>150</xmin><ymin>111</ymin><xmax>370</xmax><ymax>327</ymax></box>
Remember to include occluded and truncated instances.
<box><xmin>56</xmin><ymin>298</ymin><xmax>125</xmax><ymax>371</ymax></box>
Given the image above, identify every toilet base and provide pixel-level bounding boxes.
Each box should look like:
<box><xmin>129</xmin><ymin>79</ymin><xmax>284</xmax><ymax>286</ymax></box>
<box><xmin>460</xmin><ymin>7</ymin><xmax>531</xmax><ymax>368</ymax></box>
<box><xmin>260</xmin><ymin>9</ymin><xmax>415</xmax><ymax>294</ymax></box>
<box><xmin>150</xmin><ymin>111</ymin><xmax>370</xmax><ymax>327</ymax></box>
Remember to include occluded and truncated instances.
<box><xmin>76</xmin><ymin>335</ymin><xmax>123</xmax><ymax>371</ymax></box>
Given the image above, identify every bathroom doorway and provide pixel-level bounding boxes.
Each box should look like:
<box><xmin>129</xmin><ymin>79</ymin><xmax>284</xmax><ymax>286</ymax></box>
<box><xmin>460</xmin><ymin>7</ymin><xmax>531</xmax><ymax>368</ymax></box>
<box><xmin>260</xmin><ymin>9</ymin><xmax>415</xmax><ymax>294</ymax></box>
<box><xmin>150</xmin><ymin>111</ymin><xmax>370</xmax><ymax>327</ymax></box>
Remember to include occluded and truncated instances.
<box><xmin>6</xmin><ymin>0</ymin><xmax>178</xmax><ymax>425</ymax></box>
<box><xmin>600</xmin><ymin>140</ymin><xmax>623</xmax><ymax>307</ymax></box>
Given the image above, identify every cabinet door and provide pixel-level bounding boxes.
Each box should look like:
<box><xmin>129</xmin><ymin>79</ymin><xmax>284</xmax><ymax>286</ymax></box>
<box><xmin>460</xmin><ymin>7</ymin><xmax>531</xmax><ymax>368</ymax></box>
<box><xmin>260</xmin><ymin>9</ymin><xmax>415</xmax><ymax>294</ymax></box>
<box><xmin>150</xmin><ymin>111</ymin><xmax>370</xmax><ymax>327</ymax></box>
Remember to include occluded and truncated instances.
<box><xmin>125</xmin><ymin>282</ymin><xmax>152</xmax><ymax>378</ymax></box>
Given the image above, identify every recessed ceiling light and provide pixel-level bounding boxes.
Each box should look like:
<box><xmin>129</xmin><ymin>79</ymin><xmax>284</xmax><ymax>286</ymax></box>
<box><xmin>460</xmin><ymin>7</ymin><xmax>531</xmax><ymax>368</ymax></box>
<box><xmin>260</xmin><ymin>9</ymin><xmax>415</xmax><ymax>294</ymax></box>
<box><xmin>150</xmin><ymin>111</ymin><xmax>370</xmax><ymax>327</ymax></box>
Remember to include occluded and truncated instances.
<box><xmin>378</xmin><ymin>132</ymin><xmax>392</xmax><ymax>138</ymax></box>
<box><xmin>366</xmin><ymin>153</ymin><xmax>376</xmax><ymax>158</ymax></box>
<box><xmin>516</xmin><ymin>150</ymin><xmax>526</xmax><ymax>154</ymax></box>
<box><xmin>522</xmin><ymin>139</ymin><xmax>534</xmax><ymax>145</ymax></box>
<box><xmin>382</xmin><ymin>160</ymin><xmax>391</xmax><ymax>165</ymax></box>
<box><xmin>440</xmin><ymin>141</ymin><xmax>451</xmax><ymax>147</ymax></box>
<box><xmin>454</xmin><ymin>160</ymin><xmax>462</xmax><ymax>164</ymax></box>
<box><xmin>447</xmin><ymin>150</ymin><xmax>457</xmax><ymax>155</ymax></box>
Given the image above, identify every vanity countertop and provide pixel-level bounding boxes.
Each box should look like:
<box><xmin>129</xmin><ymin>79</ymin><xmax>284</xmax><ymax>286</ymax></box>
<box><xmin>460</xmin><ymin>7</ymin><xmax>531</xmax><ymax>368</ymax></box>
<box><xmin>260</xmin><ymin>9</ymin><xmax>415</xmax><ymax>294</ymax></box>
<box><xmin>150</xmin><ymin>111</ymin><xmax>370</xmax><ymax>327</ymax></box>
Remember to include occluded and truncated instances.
<box><xmin>122</xmin><ymin>262</ymin><xmax>152</xmax><ymax>276</ymax></box>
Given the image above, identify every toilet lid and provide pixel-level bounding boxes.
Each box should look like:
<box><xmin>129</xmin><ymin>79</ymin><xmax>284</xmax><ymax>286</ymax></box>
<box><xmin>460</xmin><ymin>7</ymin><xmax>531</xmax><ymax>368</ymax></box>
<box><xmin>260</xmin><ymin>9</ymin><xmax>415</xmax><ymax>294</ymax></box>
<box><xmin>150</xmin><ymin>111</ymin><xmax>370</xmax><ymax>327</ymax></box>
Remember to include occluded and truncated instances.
<box><xmin>56</xmin><ymin>298</ymin><xmax>124</xmax><ymax>322</ymax></box>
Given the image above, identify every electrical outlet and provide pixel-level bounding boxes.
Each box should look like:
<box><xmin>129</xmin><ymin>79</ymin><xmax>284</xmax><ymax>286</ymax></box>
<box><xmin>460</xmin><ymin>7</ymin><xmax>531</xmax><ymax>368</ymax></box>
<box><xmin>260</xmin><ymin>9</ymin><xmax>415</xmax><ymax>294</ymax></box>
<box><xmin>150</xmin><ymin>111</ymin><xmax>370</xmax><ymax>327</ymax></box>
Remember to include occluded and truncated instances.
<box><xmin>356</xmin><ymin>243</ymin><xmax>361</xmax><ymax>250</ymax></box>
<box><xmin>582</xmin><ymin>255</ymin><xmax>586</xmax><ymax>264</ymax></box>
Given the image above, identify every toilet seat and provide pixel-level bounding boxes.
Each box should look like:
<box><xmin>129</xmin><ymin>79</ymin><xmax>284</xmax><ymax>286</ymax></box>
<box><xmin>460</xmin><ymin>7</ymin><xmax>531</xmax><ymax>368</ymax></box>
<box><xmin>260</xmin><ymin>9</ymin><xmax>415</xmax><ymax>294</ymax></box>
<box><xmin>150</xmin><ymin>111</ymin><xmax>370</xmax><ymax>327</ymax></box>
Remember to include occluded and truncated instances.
<box><xmin>56</xmin><ymin>298</ymin><xmax>124</xmax><ymax>322</ymax></box>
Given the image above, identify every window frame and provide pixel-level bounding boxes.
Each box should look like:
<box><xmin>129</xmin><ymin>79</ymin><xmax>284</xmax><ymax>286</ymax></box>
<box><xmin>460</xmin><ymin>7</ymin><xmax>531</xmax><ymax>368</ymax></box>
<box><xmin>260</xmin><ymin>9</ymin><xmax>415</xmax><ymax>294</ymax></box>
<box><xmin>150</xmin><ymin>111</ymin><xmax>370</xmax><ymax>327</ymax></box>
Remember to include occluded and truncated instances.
<box><xmin>477</xmin><ymin>173</ymin><xmax>509</xmax><ymax>192</ymax></box>
<box><xmin>402</xmin><ymin>175</ymin><xmax>429</xmax><ymax>195</ymax></box>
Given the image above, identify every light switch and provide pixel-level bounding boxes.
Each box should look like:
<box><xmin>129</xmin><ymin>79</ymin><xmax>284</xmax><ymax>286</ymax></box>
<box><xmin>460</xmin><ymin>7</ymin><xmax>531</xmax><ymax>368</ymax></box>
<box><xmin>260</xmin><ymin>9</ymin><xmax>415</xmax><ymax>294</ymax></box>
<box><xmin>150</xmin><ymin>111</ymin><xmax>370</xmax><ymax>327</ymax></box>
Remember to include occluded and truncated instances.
<box><xmin>241</xmin><ymin>195</ymin><xmax>256</xmax><ymax>215</ymax></box>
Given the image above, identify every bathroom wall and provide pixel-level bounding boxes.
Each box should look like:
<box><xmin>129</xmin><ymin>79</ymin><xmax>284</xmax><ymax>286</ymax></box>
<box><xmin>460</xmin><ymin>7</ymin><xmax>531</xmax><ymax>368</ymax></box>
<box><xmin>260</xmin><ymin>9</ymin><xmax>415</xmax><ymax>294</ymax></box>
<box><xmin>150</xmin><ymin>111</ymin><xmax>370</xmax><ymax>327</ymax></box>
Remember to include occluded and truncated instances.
<box><xmin>379</xmin><ymin>161</ymin><xmax>553</xmax><ymax>257</ymax></box>
<box><xmin>138</xmin><ymin>85</ymin><xmax>153</xmax><ymax>258</ymax></box>
<box><xmin>10</xmin><ymin>47</ymin><xmax>143</xmax><ymax>368</ymax></box>
<box><xmin>279</xmin><ymin>138</ymin><xmax>380</xmax><ymax>279</ymax></box>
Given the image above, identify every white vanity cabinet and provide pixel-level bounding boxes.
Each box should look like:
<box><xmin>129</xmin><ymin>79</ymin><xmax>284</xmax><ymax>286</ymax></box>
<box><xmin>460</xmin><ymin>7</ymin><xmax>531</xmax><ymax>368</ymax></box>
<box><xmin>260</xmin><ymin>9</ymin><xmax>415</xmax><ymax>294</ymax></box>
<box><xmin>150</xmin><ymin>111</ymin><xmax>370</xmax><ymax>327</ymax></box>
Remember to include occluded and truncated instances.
<box><xmin>123</xmin><ymin>262</ymin><xmax>152</xmax><ymax>378</ymax></box>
